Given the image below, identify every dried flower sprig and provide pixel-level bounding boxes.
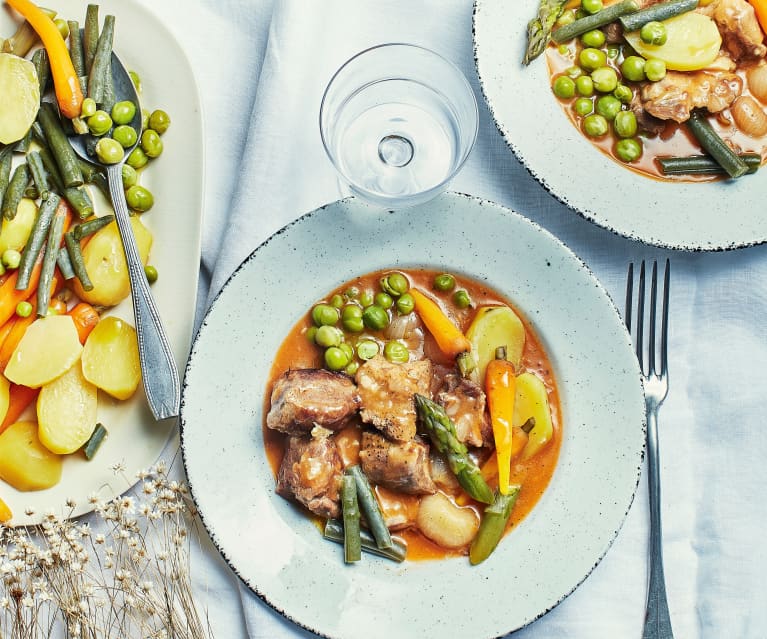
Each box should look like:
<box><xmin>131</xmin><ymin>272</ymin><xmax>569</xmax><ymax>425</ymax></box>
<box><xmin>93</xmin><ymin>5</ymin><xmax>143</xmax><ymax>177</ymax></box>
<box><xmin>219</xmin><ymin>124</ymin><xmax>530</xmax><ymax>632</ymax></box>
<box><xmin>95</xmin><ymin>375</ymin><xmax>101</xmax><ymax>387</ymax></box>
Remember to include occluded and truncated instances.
<box><xmin>0</xmin><ymin>462</ymin><xmax>214</xmax><ymax>639</ymax></box>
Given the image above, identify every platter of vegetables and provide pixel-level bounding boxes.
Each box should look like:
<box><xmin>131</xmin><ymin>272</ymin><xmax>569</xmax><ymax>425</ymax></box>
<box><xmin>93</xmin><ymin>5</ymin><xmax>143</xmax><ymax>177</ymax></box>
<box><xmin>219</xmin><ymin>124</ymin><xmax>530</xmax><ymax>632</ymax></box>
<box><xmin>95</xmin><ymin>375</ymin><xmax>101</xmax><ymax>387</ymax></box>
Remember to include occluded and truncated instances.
<box><xmin>0</xmin><ymin>0</ymin><xmax>202</xmax><ymax>525</ymax></box>
<box><xmin>474</xmin><ymin>0</ymin><xmax>767</xmax><ymax>250</ymax></box>
<box><xmin>180</xmin><ymin>193</ymin><xmax>645</xmax><ymax>639</ymax></box>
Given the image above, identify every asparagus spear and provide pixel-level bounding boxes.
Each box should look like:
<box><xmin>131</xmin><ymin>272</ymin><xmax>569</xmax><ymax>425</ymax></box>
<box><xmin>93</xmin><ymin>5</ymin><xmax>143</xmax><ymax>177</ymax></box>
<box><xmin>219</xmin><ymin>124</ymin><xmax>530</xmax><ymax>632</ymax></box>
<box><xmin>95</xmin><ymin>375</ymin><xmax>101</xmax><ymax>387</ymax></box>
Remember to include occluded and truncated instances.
<box><xmin>414</xmin><ymin>394</ymin><xmax>494</xmax><ymax>504</ymax></box>
<box><xmin>523</xmin><ymin>0</ymin><xmax>568</xmax><ymax>65</ymax></box>
<box><xmin>469</xmin><ymin>485</ymin><xmax>521</xmax><ymax>565</ymax></box>
<box><xmin>341</xmin><ymin>475</ymin><xmax>361</xmax><ymax>563</ymax></box>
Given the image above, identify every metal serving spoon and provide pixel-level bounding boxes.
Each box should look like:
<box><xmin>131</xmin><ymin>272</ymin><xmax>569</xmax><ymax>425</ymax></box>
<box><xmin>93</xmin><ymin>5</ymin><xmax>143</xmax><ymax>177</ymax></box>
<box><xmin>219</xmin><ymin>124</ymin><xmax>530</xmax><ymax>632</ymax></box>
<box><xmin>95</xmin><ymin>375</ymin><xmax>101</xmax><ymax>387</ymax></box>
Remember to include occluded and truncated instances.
<box><xmin>68</xmin><ymin>52</ymin><xmax>180</xmax><ymax>421</ymax></box>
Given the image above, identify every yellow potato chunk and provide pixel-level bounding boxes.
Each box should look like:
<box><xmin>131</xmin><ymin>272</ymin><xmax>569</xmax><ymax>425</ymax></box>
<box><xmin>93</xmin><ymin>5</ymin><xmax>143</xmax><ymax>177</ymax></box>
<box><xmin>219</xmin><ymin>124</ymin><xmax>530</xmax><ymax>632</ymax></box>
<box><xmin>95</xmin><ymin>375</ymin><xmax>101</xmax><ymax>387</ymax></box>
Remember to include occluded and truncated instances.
<box><xmin>513</xmin><ymin>372</ymin><xmax>554</xmax><ymax>460</ymax></box>
<box><xmin>0</xmin><ymin>53</ymin><xmax>40</xmax><ymax>144</ymax></box>
<box><xmin>624</xmin><ymin>13</ymin><xmax>721</xmax><ymax>71</ymax></box>
<box><xmin>416</xmin><ymin>492</ymin><xmax>480</xmax><ymax>548</ymax></box>
<box><xmin>4</xmin><ymin>315</ymin><xmax>83</xmax><ymax>388</ymax></box>
<box><xmin>465</xmin><ymin>305</ymin><xmax>526</xmax><ymax>381</ymax></box>
<box><xmin>0</xmin><ymin>375</ymin><xmax>9</xmax><ymax>425</ymax></box>
<box><xmin>38</xmin><ymin>363</ymin><xmax>98</xmax><ymax>454</ymax></box>
<box><xmin>0</xmin><ymin>198</ymin><xmax>37</xmax><ymax>255</ymax></box>
<box><xmin>81</xmin><ymin>316</ymin><xmax>141</xmax><ymax>400</ymax></box>
<box><xmin>0</xmin><ymin>421</ymin><xmax>62</xmax><ymax>491</ymax></box>
<box><xmin>73</xmin><ymin>217</ymin><xmax>153</xmax><ymax>307</ymax></box>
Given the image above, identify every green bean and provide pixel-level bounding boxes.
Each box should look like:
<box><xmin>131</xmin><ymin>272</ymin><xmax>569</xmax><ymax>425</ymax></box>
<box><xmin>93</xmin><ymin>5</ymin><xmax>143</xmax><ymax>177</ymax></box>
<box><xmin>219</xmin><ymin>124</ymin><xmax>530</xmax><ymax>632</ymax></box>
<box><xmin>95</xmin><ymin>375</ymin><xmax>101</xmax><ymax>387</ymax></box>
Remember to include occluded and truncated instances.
<box><xmin>323</xmin><ymin>519</ymin><xmax>407</xmax><ymax>562</ymax></box>
<box><xmin>37</xmin><ymin>206</ymin><xmax>66</xmax><ymax>316</ymax></box>
<box><xmin>16</xmin><ymin>193</ymin><xmax>58</xmax><ymax>291</ymax></box>
<box><xmin>32</xmin><ymin>47</ymin><xmax>50</xmax><ymax>95</ymax></box>
<box><xmin>619</xmin><ymin>0</ymin><xmax>697</xmax><ymax>31</ymax></box>
<box><xmin>82</xmin><ymin>424</ymin><xmax>107</xmax><ymax>460</ymax></box>
<box><xmin>552</xmin><ymin>0</ymin><xmax>639</xmax><ymax>43</ymax></box>
<box><xmin>73</xmin><ymin>214</ymin><xmax>114</xmax><ymax>241</ymax></box>
<box><xmin>341</xmin><ymin>475</ymin><xmax>361</xmax><ymax>563</ymax></box>
<box><xmin>83</xmin><ymin>4</ymin><xmax>99</xmax><ymax>74</ymax></box>
<box><xmin>14</xmin><ymin>130</ymin><xmax>32</xmax><ymax>155</ymax></box>
<box><xmin>76</xmin><ymin>157</ymin><xmax>103</xmax><ymax>184</ymax></box>
<box><xmin>37</xmin><ymin>103</ymin><xmax>84</xmax><ymax>188</ymax></box>
<box><xmin>686</xmin><ymin>110</ymin><xmax>748</xmax><ymax>178</ymax></box>
<box><xmin>37</xmin><ymin>146</ymin><xmax>94</xmax><ymax>219</ymax></box>
<box><xmin>0</xmin><ymin>147</ymin><xmax>12</xmax><ymax>207</ymax></box>
<box><xmin>64</xmin><ymin>231</ymin><xmax>93</xmax><ymax>291</ymax></box>
<box><xmin>26</xmin><ymin>151</ymin><xmax>51</xmax><ymax>200</ymax></box>
<box><xmin>56</xmin><ymin>246</ymin><xmax>75</xmax><ymax>280</ymax></box>
<box><xmin>68</xmin><ymin>20</ymin><xmax>85</xmax><ymax>80</ymax></box>
<box><xmin>346</xmin><ymin>465</ymin><xmax>393</xmax><ymax>550</ymax></box>
<box><xmin>2</xmin><ymin>163</ymin><xmax>29</xmax><ymax>221</ymax></box>
<box><xmin>469</xmin><ymin>486</ymin><xmax>521</xmax><ymax>565</ymax></box>
<box><xmin>658</xmin><ymin>153</ymin><xmax>761</xmax><ymax>175</ymax></box>
<box><xmin>87</xmin><ymin>14</ymin><xmax>115</xmax><ymax>105</ymax></box>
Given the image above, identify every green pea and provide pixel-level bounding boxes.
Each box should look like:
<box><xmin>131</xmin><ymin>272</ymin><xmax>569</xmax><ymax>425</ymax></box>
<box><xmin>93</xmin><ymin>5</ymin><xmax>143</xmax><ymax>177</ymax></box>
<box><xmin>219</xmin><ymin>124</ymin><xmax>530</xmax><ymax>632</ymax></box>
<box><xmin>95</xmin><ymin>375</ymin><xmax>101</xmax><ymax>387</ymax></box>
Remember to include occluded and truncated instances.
<box><xmin>112</xmin><ymin>125</ymin><xmax>138</xmax><ymax>149</ymax></box>
<box><xmin>380</xmin><ymin>272</ymin><xmax>409</xmax><ymax>297</ymax></box>
<box><xmin>374</xmin><ymin>292</ymin><xmax>393</xmax><ymax>309</ymax></box>
<box><xmin>362</xmin><ymin>305</ymin><xmax>389</xmax><ymax>330</ymax></box>
<box><xmin>54</xmin><ymin>18</ymin><xmax>69</xmax><ymax>39</ymax></box>
<box><xmin>557</xmin><ymin>9</ymin><xmax>577</xmax><ymax>26</ymax></box>
<box><xmin>558</xmin><ymin>44</ymin><xmax>570</xmax><ymax>55</ymax></box>
<box><xmin>129</xmin><ymin>70</ymin><xmax>142</xmax><ymax>94</ymax></box>
<box><xmin>330</xmin><ymin>294</ymin><xmax>344</xmax><ymax>308</ymax></box>
<box><xmin>573</xmin><ymin>97</ymin><xmax>594</xmax><ymax>116</ymax></box>
<box><xmin>596</xmin><ymin>95</ymin><xmax>622</xmax><ymax>121</ymax></box>
<box><xmin>615</xmin><ymin>138</ymin><xmax>643</xmax><ymax>162</ymax></box>
<box><xmin>341</xmin><ymin>304</ymin><xmax>362</xmax><ymax>320</ymax></box>
<box><xmin>315</xmin><ymin>325</ymin><xmax>343</xmax><ymax>348</ymax></box>
<box><xmin>579</xmin><ymin>48</ymin><xmax>607</xmax><ymax>72</ymax></box>
<box><xmin>359</xmin><ymin>290</ymin><xmax>374</xmax><ymax>307</ymax></box>
<box><xmin>581</xmin><ymin>0</ymin><xmax>603</xmax><ymax>14</ymax></box>
<box><xmin>87</xmin><ymin>110</ymin><xmax>113</xmax><ymax>136</ymax></box>
<box><xmin>613</xmin><ymin>84</ymin><xmax>633</xmax><ymax>104</ymax></box>
<box><xmin>356</xmin><ymin>340</ymin><xmax>379</xmax><ymax>360</ymax></box>
<box><xmin>312</xmin><ymin>303</ymin><xmax>339</xmax><ymax>326</ymax></box>
<box><xmin>111</xmin><ymin>100</ymin><xmax>137</xmax><ymax>126</ymax></box>
<box><xmin>581</xmin><ymin>29</ymin><xmax>605</xmax><ymax>48</ymax></box>
<box><xmin>607</xmin><ymin>45</ymin><xmax>621</xmax><ymax>59</ymax></box>
<box><xmin>344</xmin><ymin>286</ymin><xmax>360</xmax><ymax>300</ymax></box>
<box><xmin>339</xmin><ymin>342</ymin><xmax>354</xmax><ymax>361</ymax></box>
<box><xmin>591</xmin><ymin>66</ymin><xmax>618</xmax><ymax>93</ymax></box>
<box><xmin>140</xmin><ymin>129</ymin><xmax>164</xmax><ymax>158</ymax></box>
<box><xmin>453</xmin><ymin>289</ymin><xmax>471</xmax><ymax>309</ymax></box>
<box><xmin>433</xmin><ymin>273</ymin><xmax>456</xmax><ymax>292</ymax></box>
<box><xmin>383</xmin><ymin>340</ymin><xmax>409</xmax><ymax>363</ymax></box>
<box><xmin>640</xmin><ymin>21</ymin><xmax>667</xmax><ymax>46</ymax></box>
<box><xmin>95</xmin><ymin>138</ymin><xmax>124</xmax><ymax>165</ymax></box>
<box><xmin>144</xmin><ymin>264</ymin><xmax>158</xmax><ymax>284</ymax></box>
<box><xmin>148</xmin><ymin>109</ymin><xmax>171</xmax><ymax>135</ymax></box>
<box><xmin>125</xmin><ymin>185</ymin><xmax>154</xmax><ymax>212</ymax></box>
<box><xmin>583</xmin><ymin>113</ymin><xmax>609</xmax><ymax>137</ymax></box>
<box><xmin>396</xmin><ymin>292</ymin><xmax>415</xmax><ymax>314</ymax></box>
<box><xmin>126</xmin><ymin>147</ymin><xmax>149</xmax><ymax>169</ymax></box>
<box><xmin>344</xmin><ymin>361</ymin><xmax>359</xmax><ymax>376</ymax></box>
<box><xmin>306</xmin><ymin>326</ymin><xmax>318</xmax><ymax>342</ymax></box>
<box><xmin>80</xmin><ymin>97</ymin><xmax>97</xmax><ymax>118</ymax></box>
<box><xmin>342</xmin><ymin>316</ymin><xmax>364</xmax><ymax>333</ymax></box>
<box><xmin>614</xmin><ymin>110</ymin><xmax>638</xmax><ymax>138</ymax></box>
<box><xmin>324</xmin><ymin>346</ymin><xmax>350</xmax><ymax>371</ymax></box>
<box><xmin>2</xmin><ymin>249</ymin><xmax>21</xmax><ymax>269</ymax></box>
<box><xmin>16</xmin><ymin>301</ymin><xmax>32</xmax><ymax>318</ymax></box>
<box><xmin>552</xmin><ymin>75</ymin><xmax>576</xmax><ymax>99</ymax></box>
<box><xmin>621</xmin><ymin>56</ymin><xmax>646</xmax><ymax>82</ymax></box>
<box><xmin>121</xmin><ymin>164</ymin><xmax>138</xmax><ymax>189</ymax></box>
<box><xmin>576</xmin><ymin>75</ymin><xmax>594</xmax><ymax>97</ymax></box>
<box><xmin>645</xmin><ymin>58</ymin><xmax>666</xmax><ymax>82</ymax></box>
<box><xmin>141</xmin><ymin>108</ymin><xmax>150</xmax><ymax>131</ymax></box>
<box><xmin>565</xmin><ymin>65</ymin><xmax>583</xmax><ymax>79</ymax></box>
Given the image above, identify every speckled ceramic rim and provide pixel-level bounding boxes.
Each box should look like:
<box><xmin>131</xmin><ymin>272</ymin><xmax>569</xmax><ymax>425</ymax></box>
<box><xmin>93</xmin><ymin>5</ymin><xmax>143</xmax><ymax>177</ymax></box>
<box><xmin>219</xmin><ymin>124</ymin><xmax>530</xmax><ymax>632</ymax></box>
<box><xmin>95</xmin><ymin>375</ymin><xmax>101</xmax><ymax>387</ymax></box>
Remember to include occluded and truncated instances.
<box><xmin>180</xmin><ymin>192</ymin><xmax>646</xmax><ymax>638</ymax></box>
<box><xmin>472</xmin><ymin>0</ymin><xmax>767</xmax><ymax>252</ymax></box>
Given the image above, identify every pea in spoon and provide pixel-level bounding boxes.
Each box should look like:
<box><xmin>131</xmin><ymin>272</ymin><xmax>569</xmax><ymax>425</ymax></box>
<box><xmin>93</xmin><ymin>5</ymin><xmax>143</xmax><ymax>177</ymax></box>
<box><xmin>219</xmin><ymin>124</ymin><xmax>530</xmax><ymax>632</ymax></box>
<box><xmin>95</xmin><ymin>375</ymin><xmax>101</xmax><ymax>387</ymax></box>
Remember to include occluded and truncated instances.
<box><xmin>68</xmin><ymin>52</ymin><xmax>180</xmax><ymax>421</ymax></box>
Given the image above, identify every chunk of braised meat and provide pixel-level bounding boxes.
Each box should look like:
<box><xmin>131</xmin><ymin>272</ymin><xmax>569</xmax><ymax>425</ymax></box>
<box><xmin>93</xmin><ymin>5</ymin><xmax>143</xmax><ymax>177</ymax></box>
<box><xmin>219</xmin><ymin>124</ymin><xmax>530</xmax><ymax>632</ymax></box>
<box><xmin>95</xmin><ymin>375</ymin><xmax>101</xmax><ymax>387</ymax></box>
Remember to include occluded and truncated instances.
<box><xmin>355</xmin><ymin>355</ymin><xmax>432</xmax><ymax>441</ymax></box>
<box><xmin>630</xmin><ymin>93</ymin><xmax>667</xmax><ymax>135</ymax></box>
<box><xmin>708</xmin><ymin>0</ymin><xmax>767</xmax><ymax>61</ymax></box>
<box><xmin>266</xmin><ymin>369</ymin><xmax>360</xmax><ymax>435</ymax></box>
<box><xmin>640</xmin><ymin>70</ymin><xmax>743</xmax><ymax>122</ymax></box>
<box><xmin>359</xmin><ymin>430</ymin><xmax>437</xmax><ymax>495</ymax></box>
<box><xmin>276</xmin><ymin>434</ymin><xmax>343</xmax><ymax>519</ymax></box>
<box><xmin>432</xmin><ymin>367</ymin><xmax>491</xmax><ymax>448</ymax></box>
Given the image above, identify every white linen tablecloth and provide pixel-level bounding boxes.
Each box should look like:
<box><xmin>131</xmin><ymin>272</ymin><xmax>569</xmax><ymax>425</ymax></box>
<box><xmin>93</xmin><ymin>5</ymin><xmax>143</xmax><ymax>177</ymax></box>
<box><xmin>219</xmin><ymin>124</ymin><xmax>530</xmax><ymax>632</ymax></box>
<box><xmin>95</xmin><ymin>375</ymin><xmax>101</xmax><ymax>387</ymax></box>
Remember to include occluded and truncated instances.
<box><xmin>133</xmin><ymin>1</ymin><xmax>767</xmax><ymax>637</ymax></box>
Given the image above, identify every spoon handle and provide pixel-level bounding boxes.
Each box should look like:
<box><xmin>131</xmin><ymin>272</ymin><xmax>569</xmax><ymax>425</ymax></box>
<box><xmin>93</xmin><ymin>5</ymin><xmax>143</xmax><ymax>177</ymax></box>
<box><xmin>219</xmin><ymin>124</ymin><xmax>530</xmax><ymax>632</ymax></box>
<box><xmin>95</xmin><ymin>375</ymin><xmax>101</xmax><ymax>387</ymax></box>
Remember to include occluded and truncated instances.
<box><xmin>106</xmin><ymin>163</ymin><xmax>180</xmax><ymax>420</ymax></box>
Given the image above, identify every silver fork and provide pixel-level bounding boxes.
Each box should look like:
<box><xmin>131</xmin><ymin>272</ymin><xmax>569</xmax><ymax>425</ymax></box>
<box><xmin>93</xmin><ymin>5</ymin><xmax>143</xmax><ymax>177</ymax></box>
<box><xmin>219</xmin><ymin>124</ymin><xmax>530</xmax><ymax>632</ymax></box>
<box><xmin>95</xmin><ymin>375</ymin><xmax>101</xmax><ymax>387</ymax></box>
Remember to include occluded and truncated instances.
<box><xmin>625</xmin><ymin>260</ymin><xmax>674</xmax><ymax>639</ymax></box>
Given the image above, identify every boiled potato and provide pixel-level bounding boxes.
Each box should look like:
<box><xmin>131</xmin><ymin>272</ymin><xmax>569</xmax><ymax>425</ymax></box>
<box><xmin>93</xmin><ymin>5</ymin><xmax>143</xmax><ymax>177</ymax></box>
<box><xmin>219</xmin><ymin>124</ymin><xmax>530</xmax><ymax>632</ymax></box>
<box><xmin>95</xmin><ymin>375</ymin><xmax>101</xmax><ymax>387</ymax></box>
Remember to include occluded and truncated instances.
<box><xmin>0</xmin><ymin>198</ymin><xmax>36</xmax><ymax>255</ymax></box>
<box><xmin>73</xmin><ymin>217</ymin><xmax>153</xmax><ymax>306</ymax></box>
<box><xmin>0</xmin><ymin>53</ymin><xmax>40</xmax><ymax>144</ymax></box>
<box><xmin>417</xmin><ymin>492</ymin><xmax>480</xmax><ymax>548</ymax></box>
<box><xmin>0</xmin><ymin>421</ymin><xmax>62</xmax><ymax>491</ymax></box>
<box><xmin>0</xmin><ymin>375</ymin><xmax>8</xmax><ymax>425</ymax></box>
<box><xmin>513</xmin><ymin>372</ymin><xmax>554</xmax><ymax>460</ymax></box>
<box><xmin>38</xmin><ymin>363</ymin><xmax>98</xmax><ymax>454</ymax></box>
<box><xmin>465</xmin><ymin>305</ymin><xmax>526</xmax><ymax>382</ymax></box>
<box><xmin>624</xmin><ymin>13</ymin><xmax>721</xmax><ymax>71</ymax></box>
<box><xmin>4</xmin><ymin>315</ymin><xmax>83</xmax><ymax>388</ymax></box>
<box><xmin>81</xmin><ymin>316</ymin><xmax>141</xmax><ymax>400</ymax></box>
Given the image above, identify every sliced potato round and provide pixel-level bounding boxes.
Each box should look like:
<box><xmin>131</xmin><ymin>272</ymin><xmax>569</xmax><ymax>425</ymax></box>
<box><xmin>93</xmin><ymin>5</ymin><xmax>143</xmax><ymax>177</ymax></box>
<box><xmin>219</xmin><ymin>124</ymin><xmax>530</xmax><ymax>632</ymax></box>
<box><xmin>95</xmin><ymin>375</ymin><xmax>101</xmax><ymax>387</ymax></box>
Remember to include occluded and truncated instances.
<box><xmin>513</xmin><ymin>372</ymin><xmax>554</xmax><ymax>460</ymax></box>
<box><xmin>38</xmin><ymin>363</ymin><xmax>98</xmax><ymax>454</ymax></box>
<box><xmin>465</xmin><ymin>305</ymin><xmax>526</xmax><ymax>381</ymax></box>
<box><xmin>623</xmin><ymin>13</ymin><xmax>721</xmax><ymax>72</ymax></box>
<box><xmin>4</xmin><ymin>315</ymin><xmax>83</xmax><ymax>388</ymax></box>
<box><xmin>0</xmin><ymin>198</ymin><xmax>37</xmax><ymax>255</ymax></box>
<box><xmin>0</xmin><ymin>421</ymin><xmax>62</xmax><ymax>491</ymax></box>
<box><xmin>417</xmin><ymin>492</ymin><xmax>480</xmax><ymax>548</ymax></box>
<box><xmin>81</xmin><ymin>315</ymin><xmax>141</xmax><ymax>400</ymax></box>
<box><xmin>0</xmin><ymin>53</ymin><xmax>40</xmax><ymax>144</ymax></box>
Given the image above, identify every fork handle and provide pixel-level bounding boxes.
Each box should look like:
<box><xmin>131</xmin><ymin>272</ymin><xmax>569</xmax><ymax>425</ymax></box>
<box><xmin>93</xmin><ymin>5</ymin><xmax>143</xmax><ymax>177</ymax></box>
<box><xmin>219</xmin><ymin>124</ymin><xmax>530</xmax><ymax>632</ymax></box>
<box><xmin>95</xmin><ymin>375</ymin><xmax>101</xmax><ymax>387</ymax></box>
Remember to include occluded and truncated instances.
<box><xmin>643</xmin><ymin>404</ymin><xmax>674</xmax><ymax>639</ymax></box>
<box><xmin>106</xmin><ymin>163</ymin><xmax>180</xmax><ymax>421</ymax></box>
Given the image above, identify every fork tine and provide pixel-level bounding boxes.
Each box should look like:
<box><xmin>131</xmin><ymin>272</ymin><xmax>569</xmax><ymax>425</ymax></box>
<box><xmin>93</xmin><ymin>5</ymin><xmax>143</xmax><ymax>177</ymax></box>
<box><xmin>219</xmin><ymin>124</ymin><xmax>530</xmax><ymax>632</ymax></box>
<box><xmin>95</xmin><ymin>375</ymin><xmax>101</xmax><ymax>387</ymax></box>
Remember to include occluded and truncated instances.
<box><xmin>660</xmin><ymin>258</ymin><xmax>670</xmax><ymax>376</ymax></box>
<box><xmin>636</xmin><ymin>261</ymin><xmax>646</xmax><ymax>370</ymax></box>
<box><xmin>625</xmin><ymin>262</ymin><xmax>634</xmax><ymax>332</ymax></box>
<box><xmin>649</xmin><ymin>261</ymin><xmax>658</xmax><ymax>375</ymax></box>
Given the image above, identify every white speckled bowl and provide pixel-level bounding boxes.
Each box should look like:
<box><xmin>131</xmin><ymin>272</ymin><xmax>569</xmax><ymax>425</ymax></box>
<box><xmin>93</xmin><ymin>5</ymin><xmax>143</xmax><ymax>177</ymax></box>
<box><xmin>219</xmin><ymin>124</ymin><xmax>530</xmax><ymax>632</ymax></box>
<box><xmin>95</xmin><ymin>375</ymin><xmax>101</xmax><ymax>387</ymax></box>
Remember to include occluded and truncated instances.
<box><xmin>473</xmin><ymin>0</ymin><xmax>767</xmax><ymax>251</ymax></box>
<box><xmin>180</xmin><ymin>193</ymin><xmax>645</xmax><ymax>638</ymax></box>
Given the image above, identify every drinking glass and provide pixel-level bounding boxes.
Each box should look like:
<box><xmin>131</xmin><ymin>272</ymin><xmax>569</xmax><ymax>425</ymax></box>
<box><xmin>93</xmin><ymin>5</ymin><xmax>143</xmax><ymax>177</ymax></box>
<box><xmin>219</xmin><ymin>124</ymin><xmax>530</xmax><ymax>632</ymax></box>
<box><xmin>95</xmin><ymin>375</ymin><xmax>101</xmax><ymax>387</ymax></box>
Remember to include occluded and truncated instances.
<box><xmin>319</xmin><ymin>43</ymin><xmax>479</xmax><ymax>209</ymax></box>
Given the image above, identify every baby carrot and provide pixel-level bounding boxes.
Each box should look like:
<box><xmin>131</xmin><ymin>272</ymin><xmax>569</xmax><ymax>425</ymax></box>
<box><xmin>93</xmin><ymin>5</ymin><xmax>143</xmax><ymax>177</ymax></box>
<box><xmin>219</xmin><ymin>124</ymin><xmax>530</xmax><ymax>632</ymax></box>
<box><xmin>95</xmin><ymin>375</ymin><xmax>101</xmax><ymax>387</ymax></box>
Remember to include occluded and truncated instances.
<box><xmin>485</xmin><ymin>351</ymin><xmax>516</xmax><ymax>495</ymax></box>
<box><xmin>69</xmin><ymin>302</ymin><xmax>99</xmax><ymax>343</ymax></box>
<box><xmin>410</xmin><ymin>289</ymin><xmax>471</xmax><ymax>359</ymax></box>
<box><xmin>0</xmin><ymin>384</ymin><xmax>39</xmax><ymax>435</ymax></box>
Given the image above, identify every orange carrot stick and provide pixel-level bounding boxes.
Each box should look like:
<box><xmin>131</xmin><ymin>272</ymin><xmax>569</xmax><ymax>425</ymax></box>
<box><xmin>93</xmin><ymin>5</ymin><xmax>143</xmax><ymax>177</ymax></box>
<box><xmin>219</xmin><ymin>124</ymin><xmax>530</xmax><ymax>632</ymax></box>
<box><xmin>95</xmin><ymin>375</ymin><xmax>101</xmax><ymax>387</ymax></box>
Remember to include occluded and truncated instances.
<box><xmin>410</xmin><ymin>289</ymin><xmax>472</xmax><ymax>359</ymax></box>
<box><xmin>486</xmin><ymin>355</ymin><xmax>517</xmax><ymax>495</ymax></box>
<box><xmin>0</xmin><ymin>384</ymin><xmax>38</xmax><ymax>434</ymax></box>
<box><xmin>5</xmin><ymin>0</ymin><xmax>84</xmax><ymax>118</ymax></box>
<box><xmin>69</xmin><ymin>302</ymin><xmax>99</xmax><ymax>343</ymax></box>
<box><xmin>0</xmin><ymin>319</ymin><xmax>16</xmax><ymax>354</ymax></box>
